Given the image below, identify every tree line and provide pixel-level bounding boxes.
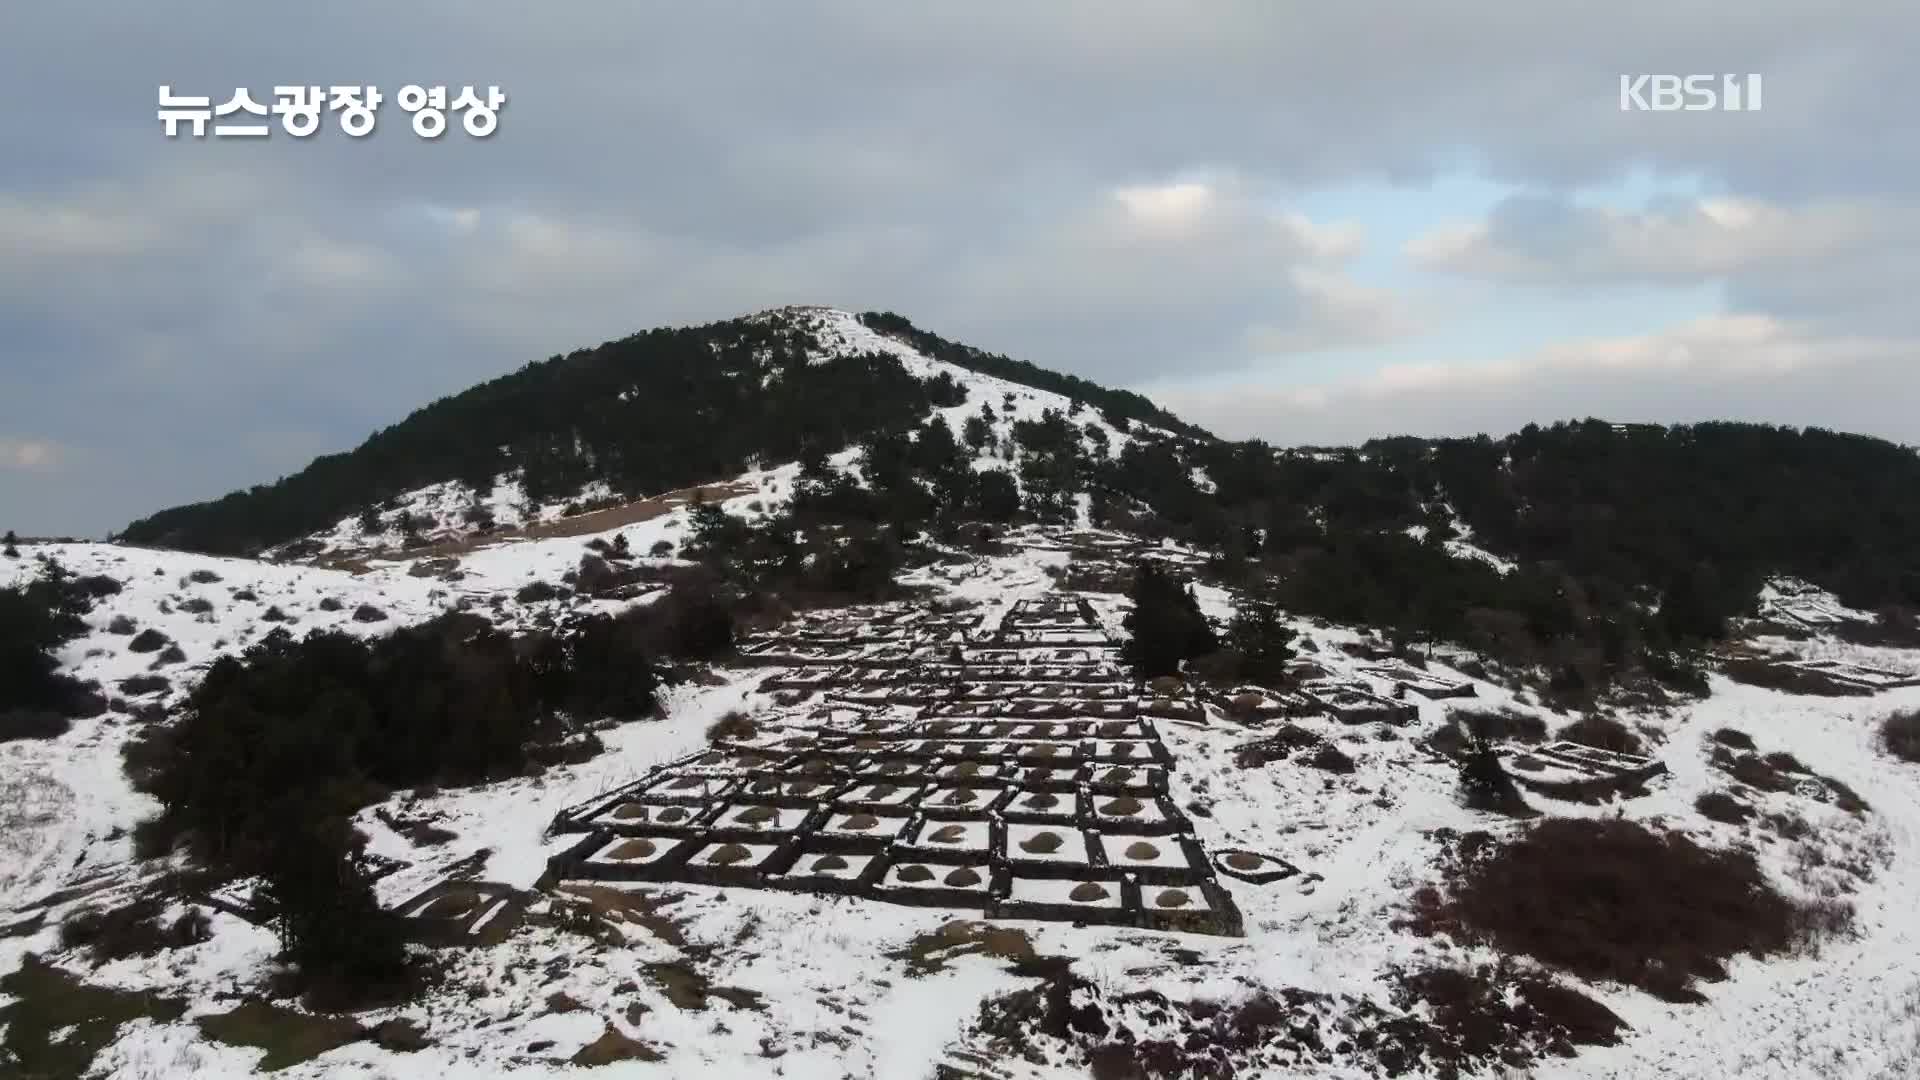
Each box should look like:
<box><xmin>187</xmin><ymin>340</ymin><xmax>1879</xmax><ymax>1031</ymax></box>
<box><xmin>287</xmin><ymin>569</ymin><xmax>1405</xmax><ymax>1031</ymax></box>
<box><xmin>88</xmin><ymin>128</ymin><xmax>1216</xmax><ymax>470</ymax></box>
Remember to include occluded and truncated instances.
<box><xmin>119</xmin><ymin>313</ymin><xmax>973</xmax><ymax>554</ymax></box>
<box><xmin>125</xmin><ymin>586</ymin><xmax>733</xmax><ymax>998</ymax></box>
<box><xmin>1</xmin><ymin>556</ymin><xmax>113</xmax><ymax>740</ymax></box>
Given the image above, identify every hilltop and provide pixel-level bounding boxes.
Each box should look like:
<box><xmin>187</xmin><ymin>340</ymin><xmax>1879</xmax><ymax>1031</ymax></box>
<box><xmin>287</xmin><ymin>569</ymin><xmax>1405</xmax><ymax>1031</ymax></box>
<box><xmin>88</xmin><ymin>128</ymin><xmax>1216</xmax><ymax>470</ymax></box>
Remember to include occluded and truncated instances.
<box><xmin>116</xmin><ymin>308</ymin><xmax>1197</xmax><ymax>558</ymax></box>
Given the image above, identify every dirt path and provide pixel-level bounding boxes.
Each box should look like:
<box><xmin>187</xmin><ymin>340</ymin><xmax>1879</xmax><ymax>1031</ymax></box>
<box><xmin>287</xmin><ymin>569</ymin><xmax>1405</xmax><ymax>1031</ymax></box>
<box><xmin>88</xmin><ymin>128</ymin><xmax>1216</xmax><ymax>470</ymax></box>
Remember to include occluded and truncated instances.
<box><xmin>314</xmin><ymin>478</ymin><xmax>758</xmax><ymax>572</ymax></box>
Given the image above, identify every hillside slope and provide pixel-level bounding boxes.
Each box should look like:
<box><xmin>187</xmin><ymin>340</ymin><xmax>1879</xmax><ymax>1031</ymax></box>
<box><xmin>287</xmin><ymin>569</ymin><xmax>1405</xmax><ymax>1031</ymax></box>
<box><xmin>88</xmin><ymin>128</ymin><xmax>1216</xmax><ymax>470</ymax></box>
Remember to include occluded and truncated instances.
<box><xmin>117</xmin><ymin>308</ymin><xmax>1190</xmax><ymax>557</ymax></box>
<box><xmin>108</xmin><ymin>305</ymin><xmax>1920</xmax><ymax>697</ymax></box>
<box><xmin>5</xmin><ymin>529</ymin><xmax>1920</xmax><ymax>1079</ymax></box>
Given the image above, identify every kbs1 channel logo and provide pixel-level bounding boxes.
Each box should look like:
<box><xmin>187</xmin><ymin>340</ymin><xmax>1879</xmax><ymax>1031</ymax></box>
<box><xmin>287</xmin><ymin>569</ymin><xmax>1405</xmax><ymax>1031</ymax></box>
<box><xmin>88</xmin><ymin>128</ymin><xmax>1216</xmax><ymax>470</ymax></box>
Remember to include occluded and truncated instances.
<box><xmin>1620</xmin><ymin>74</ymin><xmax>1763</xmax><ymax>113</ymax></box>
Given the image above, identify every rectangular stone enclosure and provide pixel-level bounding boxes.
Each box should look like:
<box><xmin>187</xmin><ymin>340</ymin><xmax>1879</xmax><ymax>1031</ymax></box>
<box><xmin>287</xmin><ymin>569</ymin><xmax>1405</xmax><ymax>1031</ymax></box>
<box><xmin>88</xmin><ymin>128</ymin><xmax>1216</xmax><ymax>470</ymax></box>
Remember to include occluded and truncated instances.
<box><xmin>546</xmin><ymin>597</ymin><xmax>1245</xmax><ymax>935</ymax></box>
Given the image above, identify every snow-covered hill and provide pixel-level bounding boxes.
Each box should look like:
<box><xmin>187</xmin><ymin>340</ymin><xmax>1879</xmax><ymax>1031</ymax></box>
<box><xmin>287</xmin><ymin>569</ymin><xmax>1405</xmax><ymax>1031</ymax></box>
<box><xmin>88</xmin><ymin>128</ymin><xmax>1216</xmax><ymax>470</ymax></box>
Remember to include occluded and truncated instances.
<box><xmin>278</xmin><ymin>307</ymin><xmax>1168</xmax><ymax>561</ymax></box>
<box><xmin>6</xmin><ymin>527</ymin><xmax>1920</xmax><ymax>1079</ymax></box>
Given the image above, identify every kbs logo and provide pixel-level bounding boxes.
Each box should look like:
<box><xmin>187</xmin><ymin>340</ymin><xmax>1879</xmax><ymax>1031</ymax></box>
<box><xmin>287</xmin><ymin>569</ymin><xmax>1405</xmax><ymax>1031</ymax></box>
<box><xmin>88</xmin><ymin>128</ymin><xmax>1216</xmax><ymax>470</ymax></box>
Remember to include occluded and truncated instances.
<box><xmin>1619</xmin><ymin>74</ymin><xmax>1763</xmax><ymax>112</ymax></box>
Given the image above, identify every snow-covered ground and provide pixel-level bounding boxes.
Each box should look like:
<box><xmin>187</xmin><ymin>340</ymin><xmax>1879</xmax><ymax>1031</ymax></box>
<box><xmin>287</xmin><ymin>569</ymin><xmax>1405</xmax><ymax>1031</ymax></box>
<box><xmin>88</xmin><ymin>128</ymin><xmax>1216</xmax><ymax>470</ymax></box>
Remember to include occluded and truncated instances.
<box><xmin>6</xmin><ymin>533</ymin><xmax>1920</xmax><ymax>1079</ymax></box>
<box><xmin>1406</xmin><ymin>512</ymin><xmax>1518</xmax><ymax>576</ymax></box>
<box><xmin>1758</xmin><ymin>577</ymin><xmax>1879</xmax><ymax>630</ymax></box>
<box><xmin>0</xmin><ymin>490</ymin><xmax>783</xmax><ymax>917</ymax></box>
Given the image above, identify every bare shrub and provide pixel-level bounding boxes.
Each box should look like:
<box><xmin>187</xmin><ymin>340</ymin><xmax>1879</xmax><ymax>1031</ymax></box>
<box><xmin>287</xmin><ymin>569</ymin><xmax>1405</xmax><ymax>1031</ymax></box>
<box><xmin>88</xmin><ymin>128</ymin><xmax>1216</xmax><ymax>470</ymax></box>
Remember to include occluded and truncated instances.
<box><xmin>515</xmin><ymin>581</ymin><xmax>567</xmax><ymax>604</ymax></box>
<box><xmin>1721</xmin><ymin>658</ymin><xmax>1871</xmax><ymax>697</ymax></box>
<box><xmin>1459</xmin><ymin>740</ymin><xmax>1532</xmax><ymax>817</ymax></box>
<box><xmin>61</xmin><ymin>895</ymin><xmax>210</xmax><ymax>961</ymax></box>
<box><xmin>127</xmin><ymin>629</ymin><xmax>171</xmax><ymax>653</ymax></box>
<box><xmin>74</xmin><ymin>574</ymin><xmax>123</xmax><ymax>598</ymax></box>
<box><xmin>1307</xmin><ymin>741</ymin><xmax>1356</xmax><ymax>774</ymax></box>
<box><xmin>1695</xmin><ymin>790</ymin><xmax>1754</xmax><ymax>825</ymax></box>
<box><xmin>1406</xmin><ymin>818</ymin><xmax>1806</xmax><ymax>1002</ymax></box>
<box><xmin>0</xmin><ymin>710</ymin><xmax>71</xmax><ymax>741</ymax></box>
<box><xmin>117</xmin><ymin>675</ymin><xmax>170</xmax><ymax>697</ymax></box>
<box><xmin>974</xmin><ymin>956</ymin><xmax>1621</xmax><ymax>1080</ymax></box>
<box><xmin>1557</xmin><ymin>714</ymin><xmax>1642</xmax><ymax>755</ymax></box>
<box><xmin>1884</xmin><ymin>710</ymin><xmax>1920</xmax><ymax>763</ymax></box>
<box><xmin>1232</xmin><ymin>724</ymin><xmax>1320</xmax><ymax>768</ymax></box>
<box><xmin>1712</xmin><ymin>727</ymin><xmax>1756</xmax><ymax>750</ymax></box>
<box><xmin>706</xmin><ymin>711</ymin><xmax>757</xmax><ymax>742</ymax></box>
<box><xmin>1456</xmin><ymin>706</ymin><xmax>1546</xmax><ymax>744</ymax></box>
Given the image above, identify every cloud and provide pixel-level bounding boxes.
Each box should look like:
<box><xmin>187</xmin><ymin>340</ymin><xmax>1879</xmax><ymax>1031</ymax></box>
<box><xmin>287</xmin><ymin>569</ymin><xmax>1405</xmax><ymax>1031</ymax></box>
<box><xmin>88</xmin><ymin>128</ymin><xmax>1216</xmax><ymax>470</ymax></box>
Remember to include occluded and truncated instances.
<box><xmin>1406</xmin><ymin>194</ymin><xmax>1920</xmax><ymax>342</ymax></box>
<box><xmin>1408</xmin><ymin>195</ymin><xmax>1915</xmax><ymax>284</ymax></box>
<box><xmin>0</xmin><ymin>439</ymin><xmax>62</xmax><ymax>472</ymax></box>
<box><xmin>923</xmin><ymin>176</ymin><xmax>1409</xmax><ymax>378</ymax></box>
<box><xmin>2</xmin><ymin>2</ymin><xmax>1918</xmax><ymax>534</ymax></box>
<box><xmin>1155</xmin><ymin>315</ymin><xmax>1919</xmax><ymax>446</ymax></box>
<box><xmin>1242</xmin><ymin>269</ymin><xmax>1422</xmax><ymax>356</ymax></box>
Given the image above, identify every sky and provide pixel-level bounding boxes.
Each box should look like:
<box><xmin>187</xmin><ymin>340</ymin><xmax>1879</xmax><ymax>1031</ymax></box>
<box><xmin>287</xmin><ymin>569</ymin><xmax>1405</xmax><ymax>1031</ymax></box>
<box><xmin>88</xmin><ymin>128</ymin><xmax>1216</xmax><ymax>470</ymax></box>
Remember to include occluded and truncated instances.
<box><xmin>3</xmin><ymin>2</ymin><xmax>1916</xmax><ymax>536</ymax></box>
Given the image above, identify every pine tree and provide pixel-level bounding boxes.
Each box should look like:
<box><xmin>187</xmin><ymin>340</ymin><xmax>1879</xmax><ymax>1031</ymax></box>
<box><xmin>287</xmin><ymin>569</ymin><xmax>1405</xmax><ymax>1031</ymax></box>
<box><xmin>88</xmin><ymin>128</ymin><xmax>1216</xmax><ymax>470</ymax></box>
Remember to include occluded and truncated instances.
<box><xmin>1121</xmin><ymin>562</ymin><xmax>1217</xmax><ymax>682</ymax></box>
<box><xmin>259</xmin><ymin>814</ymin><xmax>411</xmax><ymax>995</ymax></box>
<box><xmin>798</xmin><ymin>445</ymin><xmax>833</xmax><ymax>484</ymax></box>
<box><xmin>1226</xmin><ymin>597</ymin><xmax>1294</xmax><ymax>685</ymax></box>
<box><xmin>1459</xmin><ymin>736</ymin><xmax>1528</xmax><ymax>816</ymax></box>
<box><xmin>972</xmin><ymin>470</ymin><xmax>1020</xmax><ymax>523</ymax></box>
<box><xmin>1</xmin><ymin>560</ymin><xmax>96</xmax><ymax>719</ymax></box>
<box><xmin>962</xmin><ymin>412</ymin><xmax>992</xmax><ymax>451</ymax></box>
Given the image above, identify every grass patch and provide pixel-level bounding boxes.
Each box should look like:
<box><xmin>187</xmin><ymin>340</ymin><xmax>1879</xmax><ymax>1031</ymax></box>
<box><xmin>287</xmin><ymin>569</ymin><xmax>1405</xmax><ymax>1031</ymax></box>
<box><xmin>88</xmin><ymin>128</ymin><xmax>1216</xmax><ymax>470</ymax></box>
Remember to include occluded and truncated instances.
<box><xmin>0</xmin><ymin>954</ymin><xmax>187</xmax><ymax>1079</ymax></box>
<box><xmin>891</xmin><ymin>919</ymin><xmax>1037</xmax><ymax>975</ymax></box>
<box><xmin>197</xmin><ymin>1001</ymin><xmax>368</xmax><ymax>1071</ymax></box>
<box><xmin>642</xmin><ymin>962</ymin><xmax>765</xmax><ymax>1012</ymax></box>
<box><xmin>551</xmin><ymin>884</ymin><xmax>690</xmax><ymax>947</ymax></box>
<box><xmin>1407</xmin><ymin>818</ymin><xmax>1810</xmax><ymax>1002</ymax></box>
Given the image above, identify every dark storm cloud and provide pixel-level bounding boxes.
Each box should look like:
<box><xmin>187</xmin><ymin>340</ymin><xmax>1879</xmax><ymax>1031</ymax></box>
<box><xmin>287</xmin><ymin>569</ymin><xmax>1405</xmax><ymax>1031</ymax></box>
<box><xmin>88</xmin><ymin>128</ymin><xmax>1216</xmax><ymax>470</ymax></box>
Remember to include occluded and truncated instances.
<box><xmin>2</xmin><ymin>1</ymin><xmax>1915</xmax><ymax>533</ymax></box>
